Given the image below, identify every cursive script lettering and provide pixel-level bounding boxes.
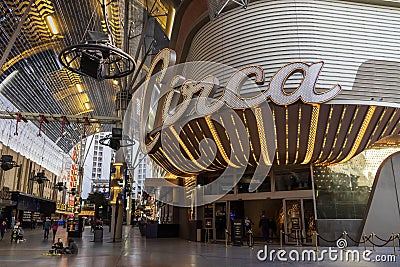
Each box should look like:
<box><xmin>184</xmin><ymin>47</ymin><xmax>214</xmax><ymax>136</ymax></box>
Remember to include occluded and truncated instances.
<box><xmin>140</xmin><ymin>48</ymin><xmax>342</xmax><ymax>152</ymax></box>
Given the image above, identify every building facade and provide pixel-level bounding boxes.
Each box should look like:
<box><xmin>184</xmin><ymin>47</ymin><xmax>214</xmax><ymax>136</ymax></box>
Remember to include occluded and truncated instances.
<box><xmin>136</xmin><ymin>0</ymin><xmax>400</xmax><ymax>244</ymax></box>
<box><xmin>81</xmin><ymin>132</ymin><xmax>115</xmax><ymax>199</ymax></box>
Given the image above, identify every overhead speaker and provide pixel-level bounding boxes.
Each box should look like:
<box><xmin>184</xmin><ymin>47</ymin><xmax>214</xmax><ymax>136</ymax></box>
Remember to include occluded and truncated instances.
<box><xmin>79</xmin><ymin>51</ymin><xmax>103</xmax><ymax>79</ymax></box>
<box><xmin>1</xmin><ymin>162</ymin><xmax>13</xmax><ymax>171</ymax></box>
<box><xmin>112</xmin><ymin>128</ymin><xmax>123</xmax><ymax>141</ymax></box>
<box><xmin>58</xmin><ymin>31</ymin><xmax>135</xmax><ymax>80</ymax></box>
<box><xmin>109</xmin><ymin>138</ymin><xmax>121</xmax><ymax>151</ymax></box>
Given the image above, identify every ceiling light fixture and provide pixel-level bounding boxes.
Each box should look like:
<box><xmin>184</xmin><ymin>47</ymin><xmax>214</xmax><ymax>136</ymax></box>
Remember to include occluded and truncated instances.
<box><xmin>84</xmin><ymin>102</ymin><xmax>91</xmax><ymax>110</ymax></box>
<box><xmin>45</xmin><ymin>14</ymin><xmax>60</xmax><ymax>35</ymax></box>
<box><xmin>76</xmin><ymin>83</ymin><xmax>83</xmax><ymax>93</ymax></box>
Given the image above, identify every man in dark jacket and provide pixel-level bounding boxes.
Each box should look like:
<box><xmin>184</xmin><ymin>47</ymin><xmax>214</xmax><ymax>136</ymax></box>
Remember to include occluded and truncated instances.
<box><xmin>43</xmin><ymin>218</ymin><xmax>51</xmax><ymax>239</ymax></box>
<box><xmin>259</xmin><ymin>214</ymin><xmax>270</xmax><ymax>242</ymax></box>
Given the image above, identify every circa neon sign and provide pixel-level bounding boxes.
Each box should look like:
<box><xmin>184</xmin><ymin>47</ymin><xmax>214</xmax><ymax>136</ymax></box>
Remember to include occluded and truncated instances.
<box><xmin>139</xmin><ymin>48</ymin><xmax>342</xmax><ymax>153</ymax></box>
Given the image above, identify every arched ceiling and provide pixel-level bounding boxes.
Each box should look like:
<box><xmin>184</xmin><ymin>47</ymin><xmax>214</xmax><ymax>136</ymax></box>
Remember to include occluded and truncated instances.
<box><xmin>0</xmin><ymin>0</ymin><xmax>177</xmax><ymax>152</ymax></box>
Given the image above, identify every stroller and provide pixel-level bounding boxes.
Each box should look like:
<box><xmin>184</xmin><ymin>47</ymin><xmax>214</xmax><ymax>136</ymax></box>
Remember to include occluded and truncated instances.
<box><xmin>11</xmin><ymin>226</ymin><xmax>24</xmax><ymax>243</ymax></box>
<box><xmin>10</xmin><ymin>227</ymin><xmax>19</xmax><ymax>242</ymax></box>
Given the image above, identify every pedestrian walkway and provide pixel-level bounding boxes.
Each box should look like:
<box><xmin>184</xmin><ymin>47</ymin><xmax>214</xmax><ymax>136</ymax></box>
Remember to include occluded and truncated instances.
<box><xmin>0</xmin><ymin>225</ymin><xmax>398</xmax><ymax>266</ymax></box>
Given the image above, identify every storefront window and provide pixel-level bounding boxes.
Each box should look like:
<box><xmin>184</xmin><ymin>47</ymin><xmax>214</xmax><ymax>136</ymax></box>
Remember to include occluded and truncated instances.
<box><xmin>275</xmin><ymin>170</ymin><xmax>312</xmax><ymax>191</ymax></box>
<box><xmin>313</xmin><ymin>139</ymin><xmax>400</xmax><ymax>219</ymax></box>
<box><xmin>238</xmin><ymin>175</ymin><xmax>271</xmax><ymax>193</ymax></box>
<box><xmin>198</xmin><ymin>175</ymin><xmax>234</xmax><ymax>195</ymax></box>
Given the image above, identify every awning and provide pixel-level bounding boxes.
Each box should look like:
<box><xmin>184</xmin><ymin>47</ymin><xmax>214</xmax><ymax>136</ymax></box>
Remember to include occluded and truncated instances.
<box><xmin>0</xmin><ymin>199</ymin><xmax>16</xmax><ymax>207</ymax></box>
<box><xmin>55</xmin><ymin>210</ymin><xmax>74</xmax><ymax>216</ymax></box>
<box><xmin>78</xmin><ymin>210</ymin><xmax>95</xmax><ymax>216</ymax></box>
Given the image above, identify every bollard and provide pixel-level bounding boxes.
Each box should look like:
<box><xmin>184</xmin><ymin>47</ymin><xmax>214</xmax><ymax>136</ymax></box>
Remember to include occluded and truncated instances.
<box><xmin>398</xmin><ymin>233</ymin><xmax>400</xmax><ymax>251</ymax></box>
<box><xmin>371</xmin><ymin>233</ymin><xmax>375</xmax><ymax>252</ymax></box>
<box><xmin>363</xmin><ymin>233</ymin><xmax>366</xmax><ymax>252</ymax></box>
<box><xmin>312</xmin><ymin>231</ymin><xmax>319</xmax><ymax>252</ymax></box>
<box><xmin>225</xmin><ymin>229</ymin><xmax>228</xmax><ymax>247</ymax></box>
<box><xmin>280</xmin><ymin>230</ymin><xmax>283</xmax><ymax>250</ymax></box>
<box><xmin>392</xmin><ymin>233</ymin><xmax>397</xmax><ymax>256</ymax></box>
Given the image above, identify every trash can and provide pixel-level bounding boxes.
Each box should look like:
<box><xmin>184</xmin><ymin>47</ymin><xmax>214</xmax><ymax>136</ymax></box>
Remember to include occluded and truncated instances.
<box><xmin>94</xmin><ymin>228</ymin><xmax>103</xmax><ymax>242</ymax></box>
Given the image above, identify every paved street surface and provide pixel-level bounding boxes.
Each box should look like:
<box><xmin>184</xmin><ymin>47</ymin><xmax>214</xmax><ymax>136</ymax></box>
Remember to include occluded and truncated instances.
<box><xmin>0</xmin><ymin>225</ymin><xmax>398</xmax><ymax>267</ymax></box>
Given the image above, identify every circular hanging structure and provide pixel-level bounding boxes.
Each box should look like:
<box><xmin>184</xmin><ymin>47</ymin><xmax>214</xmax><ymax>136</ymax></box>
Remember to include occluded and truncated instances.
<box><xmin>58</xmin><ymin>31</ymin><xmax>136</xmax><ymax>80</ymax></box>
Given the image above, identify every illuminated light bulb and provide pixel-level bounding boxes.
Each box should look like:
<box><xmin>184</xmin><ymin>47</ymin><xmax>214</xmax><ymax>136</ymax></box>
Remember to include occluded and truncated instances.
<box><xmin>76</xmin><ymin>84</ymin><xmax>83</xmax><ymax>93</ymax></box>
<box><xmin>45</xmin><ymin>15</ymin><xmax>60</xmax><ymax>35</ymax></box>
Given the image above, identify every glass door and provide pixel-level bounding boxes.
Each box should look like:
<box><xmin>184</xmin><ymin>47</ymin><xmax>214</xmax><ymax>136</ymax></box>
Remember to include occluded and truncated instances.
<box><xmin>284</xmin><ymin>199</ymin><xmax>302</xmax><ymax>244</ymax></box>
<box><xmin>283</xmin><ymin>199</ymin><xmax>315</xmax><ymax>245</ymax></box>
<box><xmin>214</xmin><ymin>202</ymin><xmax>227</xmax><ymax>241</ymax></box>
<box><xmin>303</xmin><ymin>199</ymin><xmax>316</xmax><ymax>244</ymax></box>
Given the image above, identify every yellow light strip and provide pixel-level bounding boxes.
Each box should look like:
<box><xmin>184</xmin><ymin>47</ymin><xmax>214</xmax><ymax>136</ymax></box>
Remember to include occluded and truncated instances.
<box><xmin>169</xmin><ymin>126</ymin><xmax>213</xmax><ymax>171</ymax></box>
<box><xmin>186</xmin><ymin>124</ymin><xmax>218</xmax><ymax>171</ymax></box>
<box><xmin>325</xmin><ymin>106</ymin><xmax>347</xmax><ymax>163</ymax></box>
<box><xmin>220</xmin><ymin>118</ymin><xmax>242</xmax><ymax>166</ymax></box>
<box><xmin>366</xmin><ymin>107</ymin><xmax>387</xmax><ymax>148</ymax></box>
<box><xmin>181</xmin><ymin>126</ymin><xmax>201</xmax><ymax>158</ymax></box>
<box><xmin>285</xmin><ymin>107</ymin><xmax>289</xmax><ymax>164</ymax></box>
<box><xmin>205</xmin><ymin>117</ymin><xmax>240</xmax><ymax>168</ymax></box>
<box><xmin>163</xmin><ymin>133</ymin><xmax>193</xmax><ymax>170</ymax></box>
<box><xmin>150</xmin><ymin>152</ymin><xmax>166</xmax><ymax>171</ymax></box>
<box><xmin>179</xmin><ymin>127</ymin><xmax>220</xmax><ymax>171</ymax></box>
<box><xmin>335</xmin><ymin>106</ymin><xmax>359</xmax><ymax>162</ymax></box>
<box><xmin>316</xmin><ymin>106</ymin><xmax>333</xmax><ymax>164</ymax></box>
<box><xmin>255</xmin><ymin>108</ymin><xmax>273</xmax><ymax>166</ymax></box>
<box><xmin>159</xmin><ymin>139</ymin><xmax>193</xmax><ymax>177</ymax></box>
<box><xmin>389</xmin><ymin>110</ymin><xmax>400</xmax><ymax>136</ymax></box>
<box><xmin>294</xmin><ymin>105</ymin><xmax>302</xmax><ymax>164</ymax></box>
<box><xmin>185</xmin><ymin>124</ymin><xmax>218</xmax><ymax>170</ymax></box>
<box><xmin>302</xmin><ymin>104</ymin><xmax>320</xmax><ymax>164</ymax></box>
<box><xmin>337</xmin><ymin>106</ymin><xmax>376</xmax><ymax>164</ymax></box>
<box><xmin>380</xmin><ymin>109</ymin><xmax>396</xmax><ymax>137</ymax></box>
<box><xmin>231</xmin><ymin>114</ymin><xmax>248</xmax><ymax>164</ymax></box>
<box><xmin>243</xmin><ymin>110</ymin><xmax>258</xmax><ymax>164</ymax></box>
<box><xmin>195</xmin><ymin>121</ymin><xmax>225</xmax><ymax>168</ymax></box>
<box><xmin>271</xmin><ymin>106</ymin><xmax>279</xmax><ymax>165</ymax></box>
<box><xmin>159</xmin><ymin>146</ymin><xmax>192</xmax><ymax>175</ymax></box>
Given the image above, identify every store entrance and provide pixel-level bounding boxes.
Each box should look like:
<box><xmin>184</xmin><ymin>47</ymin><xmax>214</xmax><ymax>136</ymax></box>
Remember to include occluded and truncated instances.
<box><xmin>243</xmin><ymin>199</ymin><xmax>283</xmax><ymax>241</ymax></box>
<box><xmin>283</xmin><ymin>199</ymin><xmax>316</xmax><ymax>245</ymax></box>
<box><xmin>215</xmin><ymin>202</ymin><xmax>227</xmax><ymax>240</ymax></box>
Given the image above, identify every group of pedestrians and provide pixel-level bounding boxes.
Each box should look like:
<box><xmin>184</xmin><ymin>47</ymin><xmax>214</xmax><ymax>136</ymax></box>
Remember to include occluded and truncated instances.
<box><xmin>0</xmin><ymin>216</ymin><xmax>79</xmax><ymax>256</ymax></box>
<box><xmin>43</xmin><ymin>218</ymin><xmax>59</xmax><ymax>241</ymax></box>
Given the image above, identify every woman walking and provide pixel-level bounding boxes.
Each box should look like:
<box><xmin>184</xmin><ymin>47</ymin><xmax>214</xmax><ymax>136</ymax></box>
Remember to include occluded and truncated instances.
<box><xmin>0</xmin><ymin>221</ymin><xmax>6</xmax><ymax>240</ymax></box>
<box><xmin>51</xmin><ymin>221</ymin><xmax>58</xmax><ymax>242</ymax></box>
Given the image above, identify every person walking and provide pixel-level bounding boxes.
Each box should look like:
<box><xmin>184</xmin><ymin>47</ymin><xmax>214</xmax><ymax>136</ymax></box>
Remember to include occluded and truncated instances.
<box><xmin>244</xmin><ymin>217</ymin><xmax>253</xmax><ymax>232</ymax></box>
<box><xmin>0</xmin><ymin>221</ymin><xmax>6</xmax><ymax>240</ymax></box>
<box><xmin>51</xmin><ymin>221</ymin><xmax>58</xmax><ymax>242</ymax></box>
<box><xmin>43</xmin><ymin>218</ymin><xmax>51</xmax><ymax>240</ymax></box>
<box><xmin>259</xmin><ymin>213</ymin><xmax>270</xmax><ymax>242</ymax></box>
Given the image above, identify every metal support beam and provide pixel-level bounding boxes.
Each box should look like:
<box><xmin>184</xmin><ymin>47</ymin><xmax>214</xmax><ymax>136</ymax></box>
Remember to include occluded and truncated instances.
<box><xmin>0</xmin><ymin>111</ymin><xmax>120</xmax><ymax>124</ymax></box>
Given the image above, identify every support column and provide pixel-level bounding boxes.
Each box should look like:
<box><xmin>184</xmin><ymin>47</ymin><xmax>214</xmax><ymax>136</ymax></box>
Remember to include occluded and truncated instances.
<box><xmin>110</xmin><ymin>161</ymin><xmax>125</xmax><ymax>242</ymax></box>
<box><xmin>126</xmin><ymin>192</ymin><xmax>132</xmax><ymax>226</ymax></box>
